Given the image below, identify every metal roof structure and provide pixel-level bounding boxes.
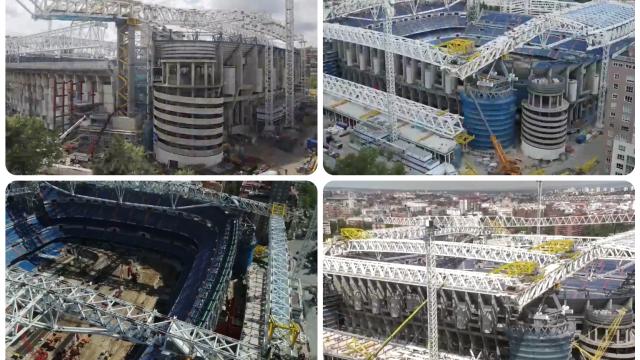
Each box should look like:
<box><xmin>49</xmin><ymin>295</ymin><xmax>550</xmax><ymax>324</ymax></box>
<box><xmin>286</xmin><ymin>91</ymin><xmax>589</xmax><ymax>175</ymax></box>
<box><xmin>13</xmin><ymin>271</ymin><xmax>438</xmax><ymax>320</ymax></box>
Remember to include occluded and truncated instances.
<box><xmin>324</xmin><ymin>230</ymin><xmax>635</xmax><ymax>309</ymax></box>
<box><xmin>266</xmin><ymin>215</ymin><xmax>292</xmax><ymax>349</ymax></box>
<box><xmin>324</xmin><ymin>74</ymin><xmax>465</xmax><ymax>139</ymax></box>
<box><xmin>6</xmin><ymin>268</ymin><xmax>260</xmax><ymax>359</ymax></box>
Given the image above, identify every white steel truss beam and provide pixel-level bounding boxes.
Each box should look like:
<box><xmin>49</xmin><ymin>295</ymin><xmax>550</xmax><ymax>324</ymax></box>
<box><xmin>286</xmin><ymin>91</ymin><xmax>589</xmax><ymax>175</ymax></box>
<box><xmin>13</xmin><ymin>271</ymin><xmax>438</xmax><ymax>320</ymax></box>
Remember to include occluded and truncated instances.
<box><xmin>45</xmin><ymin>181</ymin><xmax>271</xmax><ymax>217</ymax></box>
<box><xmin>266</xmin><ymin>216</ymin><xmax>292</xmax><ymax>348</ymax></box>
<box><xmin>380</xmin><ymin>213</ymin><xmax>635</xmax><ymax>228</ymax></box>
<box><xmin>324</xmin><ymin>256</ymin><xmax>521</xmax><ymax>298</ymax></box>
<box><xmin>366</xmin><ymin>225</ymin><xmax>488</xmax><ymax>239</ymax></box>
<box><xmin>324</xmin><ymin>1</ymin><xmax>633</xmax><ymax>79</ymax></box>
<box><xmin>325</xmin><ymin>0</ymin><xmax>448</xmax><ymax>20</ymax></box>
<box><xmin>513</xmin><ymin>241</ymin><xmax>634</xmax><ymax>307</ymax></box>
<box><xmin>284</xmin><ymin>0</ymin><xmax>295</xmax><ymax>128</ymax></box>
<box><xmin>323</xmin><ymin>328</ymin><xmax>471</xmax><ymax>360</ymax></box>
<box><xmin>324</xmin><ymin>74</ymin><xmax>464</xmax><ymax>138</ymax></box>
<box><xmin>327</xmin><ymin>230</ymin><xmax>636</xmax><ymax>309</ymax></box>
<box><xmin>6</xmin><ymin>22</ymin><xmax>116</xmax><ymax>59</ymax></box>
<box><xmin>500</xmin><ymin>0</ymin><xmax>578</xmax><ymax>16</ymax></box>
<box><xmin>331</xmin><ymin>239</ymin><xmax>559</xmax><ymax>265</ymax></box>
<box><xmin>6</xmin><ymin>268</ymin><xmax>259</xmax><ymax>359</ymax></box>
<box><xmin>17</xmin><ymin>0</ymin><xmax>287</xmax><ymax>42</ymax></box>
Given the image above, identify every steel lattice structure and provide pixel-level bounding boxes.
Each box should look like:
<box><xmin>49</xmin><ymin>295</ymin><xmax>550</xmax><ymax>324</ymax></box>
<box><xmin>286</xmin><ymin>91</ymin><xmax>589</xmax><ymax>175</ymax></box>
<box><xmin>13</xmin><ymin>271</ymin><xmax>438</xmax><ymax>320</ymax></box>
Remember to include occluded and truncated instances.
<box><xmin>13</xmin><ymin>0</ymin><xmax>305</xmax><ymax>126</ymax></box>
<box><xmin>324</xmin><ymin>0</ymin><xmax>462</xmax><ymax>20</ymax></box>
<box><xmin>6</xmin><ymin>21</ymin><xmax>116</xmax><ymax>59</ymax></box>
<box><xmin>325</xmin><ymin>256</ymin><xmax>521</xmax><ymax>297</ymax></box>
<box><xmin>324</xmin><ymin>74</ymin><xmax>465</xmax><ymax>139</ymax></box>
<box><xmin>6</xmin><ymin>268</ymin><xmax>259</xmax><ymax>359</ymax></box>
<box><xmin>366</xmin><ymin>225</ymin><xmax>487</xmax><ymax>239</ymax></box>
<box><xmin>266</xmin><ymin>216</ymin><xmax>292</xmax><ymax>350</ymax></box>
<box><xmin>325</xmin><ymin>230</ymin><xmax>635</xmax><ymax>309</ymax></box>
<box><xmin>380</xmin><ymin>213</ymin><xmax>635</xmax><ymax>227</ymax></box>
<box><xmin>15</xmin><ymin>0</ymin><xmax>287</xmax><ymax>41</ymax></box>
<box><xmin>323</xmin><ymin>328</ymin><xmax>472</xmax><ymax>360</ymax></box>
<box><xmin>45</xmin><ymin>181</ymin><xmax>272</xmax><ymax>217</ymax></box>
<box><xmin>324</xmin><ymin>1</ymin><xmax>634</xmax><ymax>79</ymax></box>
<box><xmin>285</xmin><ymin>0</ymin><xmax>295</xmax><ymax>128</ymax></box>
<box><xmin>330</xmin><ymin>239</ymin><xmax>559</xmax><ymax>265</ymax></box>
<box><xmin>499</xmin><ymin>0</ymin><xmax>578</xmax><ymax>16</ymax></box>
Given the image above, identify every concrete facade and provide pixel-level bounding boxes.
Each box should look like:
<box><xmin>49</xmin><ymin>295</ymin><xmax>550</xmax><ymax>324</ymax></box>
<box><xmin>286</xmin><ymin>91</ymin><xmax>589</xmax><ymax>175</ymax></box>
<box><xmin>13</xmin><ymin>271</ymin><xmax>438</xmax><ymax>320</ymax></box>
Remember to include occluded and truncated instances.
<box><xmin>604</xmin><ymin>47</ymin><xmax>635</xmax><ymax>174</ymax></box>
<box><xmin>152</xmin><ymin>38</ymin><xmax>298</xmax><ymax>169</ymax></box>
<box><xmin>6</xmin><ymin>61</ymin><xmax>114</xmax><ymax>130</ymax></box>
<box><xmin>520</xmin><ymin>77</ymin><xmax>570</xmax><ymax>161</ymax></box>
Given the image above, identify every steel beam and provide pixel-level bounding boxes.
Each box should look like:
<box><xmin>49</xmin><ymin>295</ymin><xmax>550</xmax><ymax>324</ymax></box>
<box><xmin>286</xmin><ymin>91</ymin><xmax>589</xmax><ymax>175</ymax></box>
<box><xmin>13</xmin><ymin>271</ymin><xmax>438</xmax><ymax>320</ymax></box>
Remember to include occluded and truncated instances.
<box><xmin>324</xmin><ymin>74</ymin><xmax>464</xmax><ymax>139</ymax></box>
<box><xmin>324</xmin><ymin>1</ymin><xmax>633</xmax><ymax>79</ymax></box>
<box><xmin>331</xmin><ymin>239</ymin><xmax>558</xmax><ymax>265</ymax></box>
<box><xmin>380</xmin><ymin>213</ymin><xmax>635</xmax><ymax>227</ymax></box>
<box><xmin>323</xmin><ymin>328</ymin><xmax>471</xmax><ymax>360</ymax></box>
<box><xmin>44</xmin><ymin>181</ymin><xmax>271</xmax><ymax>217</ymax></box>
<box><xmin>324</xmin><ymin>256</ymin><xmax>521</xmax><ymax>297</ymax></box>
<box><xmin>266</xmin><ymin>215</ymin><xmax>292</xmax><ymax>349</ymax></box>
<box><xmin>6</xmin><ymin>268</ymin><xmax>259</xmax><ymax>359</ymax></box>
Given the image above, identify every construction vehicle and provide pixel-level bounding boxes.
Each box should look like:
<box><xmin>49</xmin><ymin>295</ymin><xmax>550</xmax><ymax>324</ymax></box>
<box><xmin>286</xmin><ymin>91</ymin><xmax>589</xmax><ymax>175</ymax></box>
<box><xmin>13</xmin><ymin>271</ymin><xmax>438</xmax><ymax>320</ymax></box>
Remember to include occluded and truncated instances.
<box><xmin>577</xmin><ymin>156</ymin><xmax>599</xmax><ymax>175</ymax></box>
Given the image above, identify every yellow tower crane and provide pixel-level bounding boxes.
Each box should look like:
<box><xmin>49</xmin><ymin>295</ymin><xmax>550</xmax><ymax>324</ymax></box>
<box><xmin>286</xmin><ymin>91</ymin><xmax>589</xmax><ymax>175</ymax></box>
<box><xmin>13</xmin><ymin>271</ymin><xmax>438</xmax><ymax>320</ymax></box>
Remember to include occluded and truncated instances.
<box><xmin>573</xmin><ymin>307</ymin><xmax>628</xmax><ymax>360</ymax></box>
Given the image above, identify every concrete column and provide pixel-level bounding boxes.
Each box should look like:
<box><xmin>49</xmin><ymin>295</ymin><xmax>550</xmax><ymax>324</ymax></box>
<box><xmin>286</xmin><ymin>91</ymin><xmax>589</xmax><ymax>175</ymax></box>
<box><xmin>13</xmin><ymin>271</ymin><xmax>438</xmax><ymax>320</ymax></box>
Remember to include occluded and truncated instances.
<box><xmin>191</xmin><ymin>62</ymin><xmax>196</xmax><ymax>88</ymax></box>
<box><xmin>96</xmin><ymin>75</ymin><xmax>104</xmax><ymax>104</ymax></box>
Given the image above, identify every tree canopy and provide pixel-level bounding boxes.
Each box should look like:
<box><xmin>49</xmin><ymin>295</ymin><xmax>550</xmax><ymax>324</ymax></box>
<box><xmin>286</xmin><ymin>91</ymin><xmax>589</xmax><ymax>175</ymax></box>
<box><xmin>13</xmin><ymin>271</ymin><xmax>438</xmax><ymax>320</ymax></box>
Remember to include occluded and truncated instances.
<box><xmin>297</xmin><ymin>182</ymin><xmax>317</xmax><ymax>209</ymax></box>
<box><xmin>6</xmin><ymin>116</ymin><xmax>63</xmax><ymax>174</ymax></box>
<box><xmin>92</xmin><ymin>135</ymin><xmax>159</xmax><ymax>175</ymax></box>
<box><xmin>331</xmin><ymin>147</ymin><xmax>406</xmax><ymax>175</ymax></box>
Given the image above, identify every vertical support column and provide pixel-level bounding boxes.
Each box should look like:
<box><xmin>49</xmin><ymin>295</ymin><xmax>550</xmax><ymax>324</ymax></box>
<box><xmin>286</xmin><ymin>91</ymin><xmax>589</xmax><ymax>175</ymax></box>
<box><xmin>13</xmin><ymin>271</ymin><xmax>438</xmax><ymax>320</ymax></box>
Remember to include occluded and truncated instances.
<box><xmin>264</xmin><ymin>43</ymin><xmax>275</xmax><ymax>132</ymax></box>
<box><xmin>96</xmin><ymin>75</ymin><xmax>103</xmax><ymax>104</ymax></box>
<box><xmin>284</xmin><ymin>0</ymin><xmax>295</xmax><ymax>128</ymax></box>
<box><xmin>127</xmin><ymin>24</ymin><xmax>136</xmax><ymax>117</ymax></box>
<box><xmin>383</xmin><ymin>2</ymin><xmax>398</xmax><ymax>141</ymax></box>
<box><xmin>116</xmin><ymin>22</ymin><xmax>126</xmax><ymax>115</ymax></box>
<box><xmin>596</xmin><ymin>44</ymin><xmax>610</xmax><ymax>129</ymax></box>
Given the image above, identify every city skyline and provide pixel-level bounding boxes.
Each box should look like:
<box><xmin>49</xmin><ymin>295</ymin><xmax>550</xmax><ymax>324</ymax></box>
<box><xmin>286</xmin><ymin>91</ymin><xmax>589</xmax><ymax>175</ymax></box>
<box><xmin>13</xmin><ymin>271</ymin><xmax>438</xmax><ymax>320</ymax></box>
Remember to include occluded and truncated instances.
<box><xmin>326</xmin><ymin>181</ymin><xmax>632</xmax><ymax>192</ymax></box>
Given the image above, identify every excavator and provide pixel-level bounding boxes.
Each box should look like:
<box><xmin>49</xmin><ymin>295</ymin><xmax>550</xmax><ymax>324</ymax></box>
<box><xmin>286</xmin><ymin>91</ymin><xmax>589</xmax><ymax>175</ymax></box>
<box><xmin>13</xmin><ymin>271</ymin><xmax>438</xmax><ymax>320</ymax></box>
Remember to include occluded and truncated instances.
<box><xmin>468</xmin><ymin>91</ymin><xmax>521</xmax><ymax>175</ymax></box>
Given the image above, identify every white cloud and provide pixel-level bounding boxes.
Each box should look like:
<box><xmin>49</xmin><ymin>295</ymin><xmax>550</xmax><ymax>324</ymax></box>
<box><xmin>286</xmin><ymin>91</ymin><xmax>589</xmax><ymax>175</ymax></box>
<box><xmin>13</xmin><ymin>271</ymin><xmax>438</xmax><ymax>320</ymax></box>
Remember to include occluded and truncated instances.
<box><xmin>5</xmin><ymin>0</ymin><xmax>317</xmax><ymax>46</ymax></box>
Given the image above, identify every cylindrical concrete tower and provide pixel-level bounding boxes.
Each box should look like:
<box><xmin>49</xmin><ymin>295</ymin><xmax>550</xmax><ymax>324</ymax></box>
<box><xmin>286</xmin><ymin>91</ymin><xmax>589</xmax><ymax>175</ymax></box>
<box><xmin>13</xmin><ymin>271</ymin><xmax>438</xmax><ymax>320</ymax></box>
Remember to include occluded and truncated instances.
<box><xmin>521</xmin><ymin>77</ymin><xmax>569</xmax><ymax>160</ymax></box>
<box><xmin>507</xmin><ymin>311</ymin><xmax>575</xmax><ymax>360</ymax></box>
<box><xmin>153</xmin><ymin>41</ymin><xmax>223</xmax><ymax>169</ymax></box>
<box><xmin>577</xmin><ymin>303</ymin><xmax>634</xmax><ymax>360</ymax></box>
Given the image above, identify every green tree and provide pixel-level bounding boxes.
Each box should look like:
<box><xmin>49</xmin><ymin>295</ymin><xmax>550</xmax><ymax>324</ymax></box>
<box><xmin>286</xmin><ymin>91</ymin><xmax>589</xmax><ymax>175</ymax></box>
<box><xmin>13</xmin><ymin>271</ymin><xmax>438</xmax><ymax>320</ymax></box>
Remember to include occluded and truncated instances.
<box><xmin>174</xmin><ymin>167</ymin><xmax>196</xmax><ymax>175</ymax></box>
<box><xmin>332</xmin><ymin>147</ymin><xmax>405</xmax><ymax>175</ymax></box>
<box><xmin>6</xmin><ymin>116</ymin><xmax>63</xmax><ymax>174</ymax></box>
<box><xmin>390</xmin><ymin>162</ymin><xmax>406</xmax><ymax>175</ymax></box>
<box><xmin>297</xmin><ymin>182</ymin><xmax>317</xmax><ymax>209</ymax></box>
<box><xmin>92</xmin><ymin>135</ymin><xmax>159</xmax><ymax>175</ymax></box>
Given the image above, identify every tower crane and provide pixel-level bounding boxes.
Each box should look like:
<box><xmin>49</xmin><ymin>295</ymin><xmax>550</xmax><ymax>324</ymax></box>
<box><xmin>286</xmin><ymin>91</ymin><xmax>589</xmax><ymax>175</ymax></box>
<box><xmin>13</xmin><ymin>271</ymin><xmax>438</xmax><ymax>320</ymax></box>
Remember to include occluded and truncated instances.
<box><xmin>573</xmin><ymin>306</ymin><xmax>628</xmax><ymax>360</ymax></box>
<box><xmin>383</xmin><ymin>1</ymin><xmax>398</xmax><ymax>142</ymax></box>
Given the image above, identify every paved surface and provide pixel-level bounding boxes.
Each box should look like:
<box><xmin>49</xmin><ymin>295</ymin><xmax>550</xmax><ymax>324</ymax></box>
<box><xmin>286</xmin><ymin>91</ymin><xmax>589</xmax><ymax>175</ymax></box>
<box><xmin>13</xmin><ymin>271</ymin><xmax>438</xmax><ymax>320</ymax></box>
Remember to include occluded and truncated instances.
<box><xmin>245</xmin><ymin>123</ymin><xmax>317</xmax><ymax>174</ymax></box>
<box><xmin>289</xmin><ymin>238</ymin><xmax>318</xmax><ymax>360</ymax></box>
<box><xmin>463</xmin><ymin>128</ymin><xmax>608</xmax><ymax>175</ymax></box>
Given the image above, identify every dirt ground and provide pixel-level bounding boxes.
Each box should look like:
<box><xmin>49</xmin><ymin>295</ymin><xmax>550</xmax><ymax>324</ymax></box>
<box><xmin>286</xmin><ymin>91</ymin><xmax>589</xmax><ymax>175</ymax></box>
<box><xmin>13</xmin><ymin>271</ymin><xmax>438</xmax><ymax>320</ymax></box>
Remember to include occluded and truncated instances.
<box><xmin>244</xmin><ymin>122</ymin><xmax>318</xmax><ymax>174</ymax></box>
<box><xmin>7</xmin><ymin>244</ymin><xmax>179</xmax><ymax>360</ymax></box>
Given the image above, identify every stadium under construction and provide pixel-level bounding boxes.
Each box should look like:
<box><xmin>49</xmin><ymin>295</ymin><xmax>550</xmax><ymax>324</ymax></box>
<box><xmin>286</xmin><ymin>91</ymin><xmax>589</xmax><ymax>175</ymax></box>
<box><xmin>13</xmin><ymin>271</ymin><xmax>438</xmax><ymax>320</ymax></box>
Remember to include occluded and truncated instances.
<box><xmin>6</xmin><ymin>0</ymin><xmax>317</xmax><ymax>175</ymax></box>
<box><xmin>6</xmin><ymin>181</ymin><xmax>317</xmax><ymax>359</ymax></box>
<box><xmin>323</xmin><ymin>193</ymin><xmax>635</xmax><ymax>359</ymax></box>
<box><xmin>322</xmin><ymin>0</ymin><xmax>634</xmax><ymax>175</ymax></box>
